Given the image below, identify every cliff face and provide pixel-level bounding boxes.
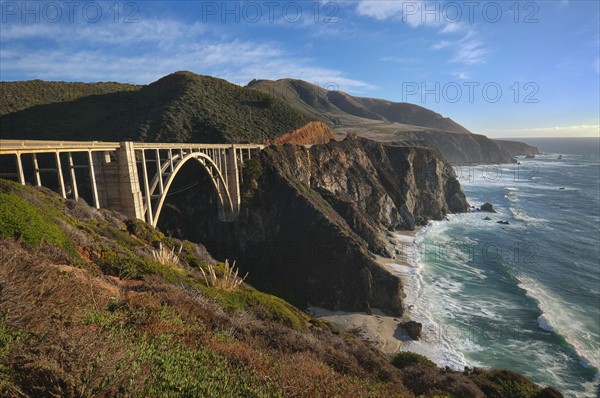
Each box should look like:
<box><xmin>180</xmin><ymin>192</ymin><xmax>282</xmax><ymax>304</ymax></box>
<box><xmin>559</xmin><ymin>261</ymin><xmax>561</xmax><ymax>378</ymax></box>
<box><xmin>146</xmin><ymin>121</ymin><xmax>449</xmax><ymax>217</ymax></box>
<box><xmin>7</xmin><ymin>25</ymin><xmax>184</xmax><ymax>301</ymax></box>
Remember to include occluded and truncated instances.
<box><xmin>390</xmin><ymin>130</ymin><xmax>516</xmax><ymax>165</ymax></box>
<box><xmin>158</xmin><ymin>135</ymin><xmax>469</xmax><ymax>315</ymax></box>
<box><xmin>493</xmin><ymin>139</ymin><xmax>540</xmax><ymax>156</ymax></box>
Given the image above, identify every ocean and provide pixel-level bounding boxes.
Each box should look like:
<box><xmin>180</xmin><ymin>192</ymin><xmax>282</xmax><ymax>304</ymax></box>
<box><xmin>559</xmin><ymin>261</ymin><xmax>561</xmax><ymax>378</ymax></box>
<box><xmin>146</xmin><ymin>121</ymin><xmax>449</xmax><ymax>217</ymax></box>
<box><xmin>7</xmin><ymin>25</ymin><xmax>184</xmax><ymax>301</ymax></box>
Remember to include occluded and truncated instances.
<box><xmin>397</xmin><ymin>137</ymin><xmax>600</xmax><ymax>397</ymax></box>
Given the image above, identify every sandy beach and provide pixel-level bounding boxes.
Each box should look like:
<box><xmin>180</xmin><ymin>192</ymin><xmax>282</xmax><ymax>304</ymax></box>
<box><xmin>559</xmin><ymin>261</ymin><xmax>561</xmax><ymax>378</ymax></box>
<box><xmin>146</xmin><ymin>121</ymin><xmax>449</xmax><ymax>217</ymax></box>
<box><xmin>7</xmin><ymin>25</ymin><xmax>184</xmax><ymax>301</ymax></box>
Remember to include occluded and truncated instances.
<box><xmin>311</xmin><ymin>229</ymin><xmax>420</xmax><ymax>355</ymax></box>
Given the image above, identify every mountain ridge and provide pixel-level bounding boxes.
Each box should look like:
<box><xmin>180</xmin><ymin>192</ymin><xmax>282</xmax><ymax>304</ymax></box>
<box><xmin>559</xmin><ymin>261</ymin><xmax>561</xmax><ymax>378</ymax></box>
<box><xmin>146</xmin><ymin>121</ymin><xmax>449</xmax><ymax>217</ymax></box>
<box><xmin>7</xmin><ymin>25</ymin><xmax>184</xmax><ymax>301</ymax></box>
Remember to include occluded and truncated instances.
<box><xmin>247</xmin><ymin>78</ymin><xmax>518</xmax><ymax>164</ymax></box>
<box><xmin>0</xmin><ymin>72</ymin><xmax>325</xmax><ymax>144</ymax></box>
<box><xmin>247</xmin><ymin>78</ymin><xmax>470</xmax><ymax>133</ymax></box>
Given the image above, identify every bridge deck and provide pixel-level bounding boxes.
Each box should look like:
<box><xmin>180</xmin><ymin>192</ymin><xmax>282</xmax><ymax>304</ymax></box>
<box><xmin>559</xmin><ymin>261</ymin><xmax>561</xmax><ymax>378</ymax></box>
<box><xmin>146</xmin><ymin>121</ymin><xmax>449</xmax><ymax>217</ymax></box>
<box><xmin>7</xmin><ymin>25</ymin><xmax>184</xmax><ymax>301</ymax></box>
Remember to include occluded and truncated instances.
<box><xmin>0</xmin><ymin>139</ymin><xmax>264</xmax><ymax>155</ymax></box>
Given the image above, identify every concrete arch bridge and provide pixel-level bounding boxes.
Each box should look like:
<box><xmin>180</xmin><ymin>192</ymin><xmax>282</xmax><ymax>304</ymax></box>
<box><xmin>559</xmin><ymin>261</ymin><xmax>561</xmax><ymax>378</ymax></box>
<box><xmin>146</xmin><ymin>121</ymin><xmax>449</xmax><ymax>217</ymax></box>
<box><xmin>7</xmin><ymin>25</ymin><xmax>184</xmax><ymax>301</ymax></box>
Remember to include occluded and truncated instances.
<box><xmin>0</xmin><ymin>140</ymin><xmax>264</xmax><ymax>227</ymax></box>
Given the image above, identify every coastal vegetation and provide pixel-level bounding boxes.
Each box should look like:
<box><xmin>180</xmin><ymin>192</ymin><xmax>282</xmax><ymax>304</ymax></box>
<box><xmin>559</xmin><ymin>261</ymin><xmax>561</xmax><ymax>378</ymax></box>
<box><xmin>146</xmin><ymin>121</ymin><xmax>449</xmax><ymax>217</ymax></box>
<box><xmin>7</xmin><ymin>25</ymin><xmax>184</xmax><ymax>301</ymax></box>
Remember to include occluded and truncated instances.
<box><xmin>0</xmin><ymin>72</ymin><xmax>317</xmax><ymax>144</ymax></box>
<box><xmin>0</xmin><ymin>174</ymin><xmax>562</xmax><ymax>397</ymax></box>
<box><xmin>0</xmin><ymin>80</ymin><xmax>139</xmax><ymax>117</ymax></box>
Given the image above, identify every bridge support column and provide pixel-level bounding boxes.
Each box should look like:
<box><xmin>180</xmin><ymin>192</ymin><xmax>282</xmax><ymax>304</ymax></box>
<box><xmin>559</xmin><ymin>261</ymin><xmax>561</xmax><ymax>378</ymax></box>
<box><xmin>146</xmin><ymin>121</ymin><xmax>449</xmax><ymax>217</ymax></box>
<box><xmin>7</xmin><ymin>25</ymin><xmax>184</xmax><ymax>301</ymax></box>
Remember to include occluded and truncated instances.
<box><xmin>91</xmin><ymin>152</ymin><xmax>109</xmax><ymax>208</ymax></box>
<box><xmin>116</xmin><ymin>142</ymin><xmax>144</xmax><ymax>221</ymax></box>
<box><xmin>226</xmin><ymin>145</ymin><xmax>241</xmax><ymax>216</ymax></box>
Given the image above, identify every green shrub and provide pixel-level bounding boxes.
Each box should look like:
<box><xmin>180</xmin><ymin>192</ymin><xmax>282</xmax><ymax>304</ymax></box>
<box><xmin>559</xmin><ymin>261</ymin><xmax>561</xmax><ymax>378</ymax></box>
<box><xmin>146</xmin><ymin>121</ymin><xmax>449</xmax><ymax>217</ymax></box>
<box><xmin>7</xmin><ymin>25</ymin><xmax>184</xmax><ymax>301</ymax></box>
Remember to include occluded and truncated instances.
<box><xmin>83</xmin><ymin>310</ymin><xmax>118</xmax><ymax>329</ymax></box>
<box><xmin>486</xmin><ymin>369</ymin><xmax>540</xmax><ymax>398</ymax></box>
<box><xmin>240</xmin><ymin>157</ymin><xmax>263</xmax><ymax>205</ymax></box>
<box><xmin>0</xmin><ymin>323</ymin><xmax>26</xmax><ymax>393</ymax></box>
<box><xmin>96</xmin><ymin>250</ymin><xmax>183</xmax><ymax>281</ymax></box>
<box><xmin>391</xmin><ymin>352</ymin><xmax>436</xmax><ymax>369</ymax></box>
<box><xmin>130</xmin><ymin>334</ymin><xmax>283</xmax><ymax>397</ymax></box>
<box><xmin>0</xmin><ymin>181</ymin><xmax>78</xmax><ymax>258</ymax></box>
<box><xmin>201</xmin><ymin>285</ymin><xmax>307</xmax><ymax>330</ymax></box>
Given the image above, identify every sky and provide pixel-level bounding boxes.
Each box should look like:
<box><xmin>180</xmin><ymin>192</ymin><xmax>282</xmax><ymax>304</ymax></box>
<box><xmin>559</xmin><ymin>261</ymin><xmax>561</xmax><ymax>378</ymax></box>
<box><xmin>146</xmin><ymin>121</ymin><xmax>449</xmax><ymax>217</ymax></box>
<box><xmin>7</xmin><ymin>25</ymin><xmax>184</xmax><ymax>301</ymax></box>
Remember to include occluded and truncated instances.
<box><xmin>1</xmin><ymin>0</ymin><xmax>599</xmax><ymax>138</ymax></box>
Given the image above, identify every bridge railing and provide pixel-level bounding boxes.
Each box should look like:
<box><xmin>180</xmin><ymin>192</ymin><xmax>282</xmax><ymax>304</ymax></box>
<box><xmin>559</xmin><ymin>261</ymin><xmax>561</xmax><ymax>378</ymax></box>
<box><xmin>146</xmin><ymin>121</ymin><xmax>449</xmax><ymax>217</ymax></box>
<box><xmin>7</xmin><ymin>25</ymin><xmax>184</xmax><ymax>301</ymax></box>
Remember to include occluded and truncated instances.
<box><xmin>0</xmin><ymin>140</ymin><xmax>264</xmax><ymax>155</ymax></box>
<box><xmin>0</xmin><ymin>139</ymin><xmax>121</xmax><ymax>154</ymax></box>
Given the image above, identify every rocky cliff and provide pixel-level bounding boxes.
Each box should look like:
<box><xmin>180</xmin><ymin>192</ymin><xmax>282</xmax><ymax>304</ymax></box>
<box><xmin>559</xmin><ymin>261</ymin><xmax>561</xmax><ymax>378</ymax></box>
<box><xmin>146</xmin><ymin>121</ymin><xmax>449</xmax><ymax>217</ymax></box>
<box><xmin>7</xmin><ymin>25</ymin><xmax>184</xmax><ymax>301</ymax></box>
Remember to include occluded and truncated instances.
<box><xmin>389</xmin><ymin>130</ymin><xmax>516</xmax><ymax>164</ymax></box>
<box><xmin>272</xmin><ymin>121</ymin><xmax>334</xmax><ymax>145</ymax></box>
<box><xmin>158</xmin><ymin>135</ymin><xmax>469</xmax><ymax>315</ymax></box>
<box><xmin>493</xmin><ymin>139</ymin><xmax>540</xmax><ymax>156</ymax></box>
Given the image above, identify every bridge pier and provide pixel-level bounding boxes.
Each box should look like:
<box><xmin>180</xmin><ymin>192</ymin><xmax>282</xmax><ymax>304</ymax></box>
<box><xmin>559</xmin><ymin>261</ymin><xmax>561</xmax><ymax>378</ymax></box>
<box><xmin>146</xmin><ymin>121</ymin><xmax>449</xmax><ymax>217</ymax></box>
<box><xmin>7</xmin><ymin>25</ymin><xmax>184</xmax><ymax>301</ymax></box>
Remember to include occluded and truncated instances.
<box><xmin>94</xmin><ymin>143</ymin><xmax>145</xmax><ymax>220</ymax></box>
<box><xmin>227</xmin><ymin>146</ymin><xmax>241</xmax><ymax>216</ymax></box>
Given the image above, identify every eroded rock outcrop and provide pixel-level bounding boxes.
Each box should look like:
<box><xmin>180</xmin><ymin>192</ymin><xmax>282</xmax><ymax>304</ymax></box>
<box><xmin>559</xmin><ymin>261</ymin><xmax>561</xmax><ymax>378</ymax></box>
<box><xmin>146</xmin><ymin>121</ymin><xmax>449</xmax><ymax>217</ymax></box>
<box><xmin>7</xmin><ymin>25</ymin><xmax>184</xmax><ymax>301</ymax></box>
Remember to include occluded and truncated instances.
<box><xmin>273</xmin><ymin>121</ymin><xmax>334</xmax><ymax>145</ymax></box>
<box><xmin>480</xmin><ymin>203</ymin><xmax>497</xmax><ymax>213</ymax></box>
<box><xmin>158</xmin><ymin>135</ymin><xmax>469</xmax><ymax>315</ymax></box>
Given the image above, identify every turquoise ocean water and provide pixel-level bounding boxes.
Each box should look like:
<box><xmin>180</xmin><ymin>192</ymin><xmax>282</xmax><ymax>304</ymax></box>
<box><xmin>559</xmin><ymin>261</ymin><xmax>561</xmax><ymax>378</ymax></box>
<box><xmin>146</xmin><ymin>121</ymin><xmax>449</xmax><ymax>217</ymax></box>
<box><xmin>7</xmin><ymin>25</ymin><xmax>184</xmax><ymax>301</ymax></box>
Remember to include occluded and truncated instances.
<box><xmin>397</xmin><ymin>138</ymin><xmax>600</xmax><ymax>397</ymax></box>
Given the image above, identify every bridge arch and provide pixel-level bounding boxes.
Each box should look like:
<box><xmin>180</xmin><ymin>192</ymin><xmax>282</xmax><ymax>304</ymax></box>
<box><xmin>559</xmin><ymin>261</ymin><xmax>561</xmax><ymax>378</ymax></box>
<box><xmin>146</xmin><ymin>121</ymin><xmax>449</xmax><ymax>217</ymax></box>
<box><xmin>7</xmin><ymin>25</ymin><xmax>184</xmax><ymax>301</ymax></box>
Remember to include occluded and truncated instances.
<box><xmin>147</xmin><ymin>152</ymin><xmax>235</xmax><ymax>227</ymax></box>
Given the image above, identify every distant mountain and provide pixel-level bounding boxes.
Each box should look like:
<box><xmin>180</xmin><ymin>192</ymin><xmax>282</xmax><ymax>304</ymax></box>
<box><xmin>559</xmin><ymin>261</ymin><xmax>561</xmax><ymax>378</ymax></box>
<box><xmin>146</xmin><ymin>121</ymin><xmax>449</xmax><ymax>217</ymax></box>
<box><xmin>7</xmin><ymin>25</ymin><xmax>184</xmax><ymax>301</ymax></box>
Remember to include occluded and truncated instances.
<box><xmin>248</xmin><ymin>78</ymin><xmax>469</xmax><ymax>133</ymax></box>
<box><xmin>247</xmin><ymin>79</ymin><xmax>516</xmax><ymax>164</ymax></box>
<box><xmin>493</xmin><ymin>139</ymin><xmax>540</xmax><ymax>156</ymax></box>
<box><xmin>0</xmin><ymin>72</ymin><xmax>324</xmax><ymax>144</ymax></box>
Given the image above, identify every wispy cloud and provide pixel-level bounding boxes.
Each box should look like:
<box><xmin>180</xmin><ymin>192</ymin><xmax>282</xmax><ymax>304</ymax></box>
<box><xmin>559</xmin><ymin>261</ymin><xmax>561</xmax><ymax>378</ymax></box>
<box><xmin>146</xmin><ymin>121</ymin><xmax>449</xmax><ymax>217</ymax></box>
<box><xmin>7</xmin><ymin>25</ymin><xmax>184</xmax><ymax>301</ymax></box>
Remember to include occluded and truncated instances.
<box><xmin>1</xmin><ymin>18</ymin><xmax>373</xmax><ymax>93</ymax></box>
<box><xmin>451</xmin><ymin>71</ymin><xmax>471</xmax><ymax>80</ymax></box>
<box><xmin>356</xmin><ymin>1</ymin><xmax>487</xmax><ymax>66</ymax></box>
<box><xmin>355</xmin><ymin>0</ymin><xmax>408</xmax><ymax>22</ymax></box>
<box><xmin>449</xmin><ymin>31</ymin><xmax>487</xmax><ymax>65</ymax></box>
<box><xmin>1</xmin><ymin>19</ymin><xmax>206</xmax><ymax>49</ymax></box>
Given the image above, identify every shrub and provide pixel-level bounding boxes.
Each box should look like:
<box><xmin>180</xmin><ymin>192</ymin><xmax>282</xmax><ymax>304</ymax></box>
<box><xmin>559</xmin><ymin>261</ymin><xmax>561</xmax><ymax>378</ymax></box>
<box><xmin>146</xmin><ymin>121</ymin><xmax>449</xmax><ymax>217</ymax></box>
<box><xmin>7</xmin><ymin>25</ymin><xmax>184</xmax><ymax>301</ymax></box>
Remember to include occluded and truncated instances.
<box><xmin>391</xmin><ymin>351</ymin><xmax>436</xmax><ymax>369</ymax></box>
<box><xmin>96</xmin><ymin>250</ymin><xmax>183</xmax><ymax>282</ymax></box>
<box><xmin>200</xmin><ymin>260</ymin><xmax>247</xmax><ymax>291</ymax></box>
<box><xmin>0</xmin><ymin>181</ymin><xmax>78</xmax><ymax>259</ymax></box>
<box><xmin>152</xmin><ymin>242</ymin><xmax>182</xmax><ymax>268</ymax></box>
<box><xmin>486</xmin><ymin>369</ymin><xmax>540</xmax><ymax>398</ymax></box>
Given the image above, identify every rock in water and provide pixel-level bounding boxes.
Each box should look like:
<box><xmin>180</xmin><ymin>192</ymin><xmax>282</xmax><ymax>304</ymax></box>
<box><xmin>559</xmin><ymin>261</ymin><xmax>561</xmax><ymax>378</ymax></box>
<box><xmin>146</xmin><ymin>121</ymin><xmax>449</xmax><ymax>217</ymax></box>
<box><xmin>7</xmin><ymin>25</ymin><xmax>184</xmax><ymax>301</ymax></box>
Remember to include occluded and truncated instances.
<box><xmin>483</xmin><ymin>216</ymin><xmax>492</xmax><ymax>221</ymax></box>
<box><xmin>401</xmin><ymin>321</ymin><xmax>423</xmax><ymax>340</ymax></box>
<box><xmin>480</xmin><ymin>203</ymin><xmax>497</xmax><ymax>213</ymax></box>
<box><xmin>497</xmin><ymin>221</ymin><xmax>510</xmax><ymax>225</ymax></box>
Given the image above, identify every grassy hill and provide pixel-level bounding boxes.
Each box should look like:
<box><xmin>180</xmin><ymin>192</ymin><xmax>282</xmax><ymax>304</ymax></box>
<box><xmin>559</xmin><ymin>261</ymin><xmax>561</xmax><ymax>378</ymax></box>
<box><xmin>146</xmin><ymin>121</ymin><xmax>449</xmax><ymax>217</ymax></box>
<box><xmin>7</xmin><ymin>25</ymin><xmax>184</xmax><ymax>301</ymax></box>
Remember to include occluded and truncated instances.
<box><xmin>0</xmin><ymin>72</ymin><xmax>317</xmax><ymax>143</ymax></box>
<box><xmin>247</xmin><ymin>78</ymin><xmax>515</xmax><ymax>164</ymax></box>
<box><xmin>247</xmin><ymin>78</ymin><xmax>470</xmax><ymax>133</ymax></box>
<box><xmin>0</xmin><ymin>80</ymin><xmax>140</xmax><ymax>117</ymax></box>
<box><xmin>0</xmin><ymin>179</ymin><xmax>562</xmax><ymax>397</ymax></box>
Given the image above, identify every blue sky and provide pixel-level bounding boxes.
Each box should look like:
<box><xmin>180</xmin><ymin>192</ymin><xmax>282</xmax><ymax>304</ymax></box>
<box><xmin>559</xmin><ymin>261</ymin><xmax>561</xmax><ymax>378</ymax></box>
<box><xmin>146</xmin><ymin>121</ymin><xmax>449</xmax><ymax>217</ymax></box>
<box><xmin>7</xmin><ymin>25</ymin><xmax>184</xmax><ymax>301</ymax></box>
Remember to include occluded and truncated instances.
<box><xmin>1</xmin><ymin>0</ymin><xmax>599</xmax><ymax>137</ymax></box>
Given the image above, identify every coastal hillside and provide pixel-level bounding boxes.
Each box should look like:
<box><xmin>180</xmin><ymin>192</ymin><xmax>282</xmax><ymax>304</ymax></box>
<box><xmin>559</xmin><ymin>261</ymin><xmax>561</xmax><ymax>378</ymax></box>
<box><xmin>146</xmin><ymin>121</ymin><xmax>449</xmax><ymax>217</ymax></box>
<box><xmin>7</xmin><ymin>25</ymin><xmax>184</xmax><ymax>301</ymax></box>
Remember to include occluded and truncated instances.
<box><xmin>157</xmin><ymin>135</ymin><xmax>470</xmax><ymax>314</ymax></box>
<box><xmin>0</xmin><ymin>72</ymin><xmax>323</xmax><ymax>144</ymax></box>
<box><xmin>247</xmin><ymin>78</ymin><xmax>469</xmax><ymax>133</ymax></box>
<box><xmin>247</xmin><ymin>78</ymin><xmax>516</xmax><ymax>164</ymax></box>
<box><xmin>0</xmin><ymin>80</ymin><xmax>139</xmax><ymax>117</ymax></box>
<box><xmin>0</xmin><ymin>179</ymin><xmax>563</xmax><ymax>397</ymax></box>
<box><xmin>493</xmin><ymin>139</ymin><xmax>540</xmax><ymax>156</ymax></box>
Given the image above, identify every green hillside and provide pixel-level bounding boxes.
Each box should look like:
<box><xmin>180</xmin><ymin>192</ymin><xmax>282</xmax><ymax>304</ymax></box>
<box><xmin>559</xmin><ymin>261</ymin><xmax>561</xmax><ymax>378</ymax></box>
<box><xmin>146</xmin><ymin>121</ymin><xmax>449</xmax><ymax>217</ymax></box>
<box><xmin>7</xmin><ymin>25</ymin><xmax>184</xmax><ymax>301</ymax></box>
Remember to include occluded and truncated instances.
<box><xmin>247</xmin><ymin>78</ymin><xmax>517</xmax><ymax>164</ymax></box>
<box><xmin>0</xmin><ymin>179</ymin><xmax>561</xmax><ymax>397</ymax></box>
<box><xmin>0</xmin><ymin>80</ymin><xmax>140</xmax><ymax>117</ymax></box>
<box><xmin>247</xmin><ymin>78</ymin><xmax>471</xmax><ymax>133</ymax></box>
<box><xmin>0</xmin><ymin>72</ymin><xmax>316</xmax><ymax>143</ymax></box>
